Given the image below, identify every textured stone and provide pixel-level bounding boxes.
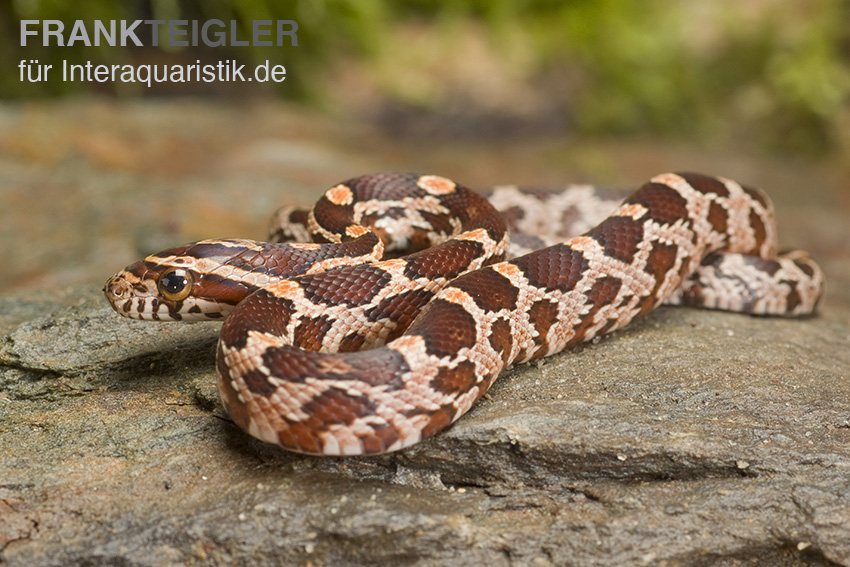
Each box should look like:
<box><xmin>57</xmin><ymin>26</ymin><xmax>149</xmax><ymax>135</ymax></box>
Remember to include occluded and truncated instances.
<box><xmin>2</xmin><ymin>286</ymin><xmax>849</xmax><ymax>567</ymax></box>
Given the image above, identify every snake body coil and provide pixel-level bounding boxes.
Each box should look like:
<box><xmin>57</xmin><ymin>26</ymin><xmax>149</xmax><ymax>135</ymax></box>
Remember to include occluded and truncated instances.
<box><xmin>104</xmin><ymin>172</ymin><xmax>823</xmax><ymax>455</ymax></box>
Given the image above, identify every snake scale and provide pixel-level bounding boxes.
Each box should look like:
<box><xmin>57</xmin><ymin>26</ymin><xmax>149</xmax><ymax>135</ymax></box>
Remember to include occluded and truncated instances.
<box><xmin>104</xmin><ymin>172</ymin><xmax>823</xmax><ymax>456</ymax></box>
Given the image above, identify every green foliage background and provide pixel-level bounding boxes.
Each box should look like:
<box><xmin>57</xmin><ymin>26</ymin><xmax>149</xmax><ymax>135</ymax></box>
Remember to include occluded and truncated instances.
<box><xmin>2</xmin><ymin>0</ymin><xmax>849</xmax><ymax>155</ymax></box>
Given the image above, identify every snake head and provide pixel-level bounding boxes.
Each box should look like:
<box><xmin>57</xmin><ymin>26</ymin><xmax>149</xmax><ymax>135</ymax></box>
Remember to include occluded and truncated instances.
<box><xmin>103</xmin><ymin>239</ymin><xmax>265</xmax><ymax>321</ymax></box>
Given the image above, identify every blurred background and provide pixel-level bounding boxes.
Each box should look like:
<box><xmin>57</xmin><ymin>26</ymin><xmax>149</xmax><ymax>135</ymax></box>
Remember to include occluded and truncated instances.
<box><xmin>0</xmin><ymin>0</ymin><xmax>848</xmax><ymax>299</ymax></box>
<box><xmin>5</xmin><ymin>0</ymin><xmax>849</xmax><ymax>153</ymax></box>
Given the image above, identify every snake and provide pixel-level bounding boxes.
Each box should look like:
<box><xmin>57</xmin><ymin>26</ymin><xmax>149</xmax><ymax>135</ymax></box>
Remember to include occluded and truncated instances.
<box><xmin>103</xmin><ymin>172</ymin><xmax>824</xmax><ymax>456</ymax></box>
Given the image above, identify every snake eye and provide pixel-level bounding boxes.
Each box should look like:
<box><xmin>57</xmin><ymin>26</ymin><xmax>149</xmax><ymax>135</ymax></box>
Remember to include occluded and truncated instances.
<box><xmin>158</xmin><ymin>269</ymin><xmax>193</xmax><ymax>302</ymax></box>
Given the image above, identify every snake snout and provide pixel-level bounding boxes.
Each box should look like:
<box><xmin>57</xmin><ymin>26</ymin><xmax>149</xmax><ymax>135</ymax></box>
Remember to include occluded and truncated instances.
<box><xmin>102</xmin><ymin>273</ymin><xmax>132</xmax><ymax>313</ymax></box>
<box><xmin>103</xmin><ymin>275</ymin><xmax>126</xmax><ymax>300</ymax></box>
<box><xmin>103</xmin><ymin>270</ymin><xmax>157</xmax><ymax>317</ymax></box>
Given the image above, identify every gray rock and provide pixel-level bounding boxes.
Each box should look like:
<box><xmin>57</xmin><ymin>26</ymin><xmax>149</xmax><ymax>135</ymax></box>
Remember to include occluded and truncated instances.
<box><xmin>1</xmin><ymin>281</ymin><xmax>848</xmax><ymax>567</ymax></box>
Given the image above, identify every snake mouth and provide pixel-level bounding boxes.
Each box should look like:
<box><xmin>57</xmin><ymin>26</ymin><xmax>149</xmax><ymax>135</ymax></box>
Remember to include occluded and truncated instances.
<box><xmin>103</xmin><ymin>270</ymin><xmax>164</xmax><ymax>320</ymax></box>
<box><xmin>102</xmin><ymin>281</ymin><xmax>133</xmax><ymax>317</ymax></box>
<box><xmin>103</xmin><ymin>270</ymin><xmax>230</xmax><ymax>321</ymax></box>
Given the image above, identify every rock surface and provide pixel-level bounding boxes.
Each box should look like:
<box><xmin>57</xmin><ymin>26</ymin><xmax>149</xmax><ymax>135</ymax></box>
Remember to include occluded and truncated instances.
<box><xmin>1</xmin><ymin>100</ymin><xmax>848</xmax><ymax>566</ymax></box>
